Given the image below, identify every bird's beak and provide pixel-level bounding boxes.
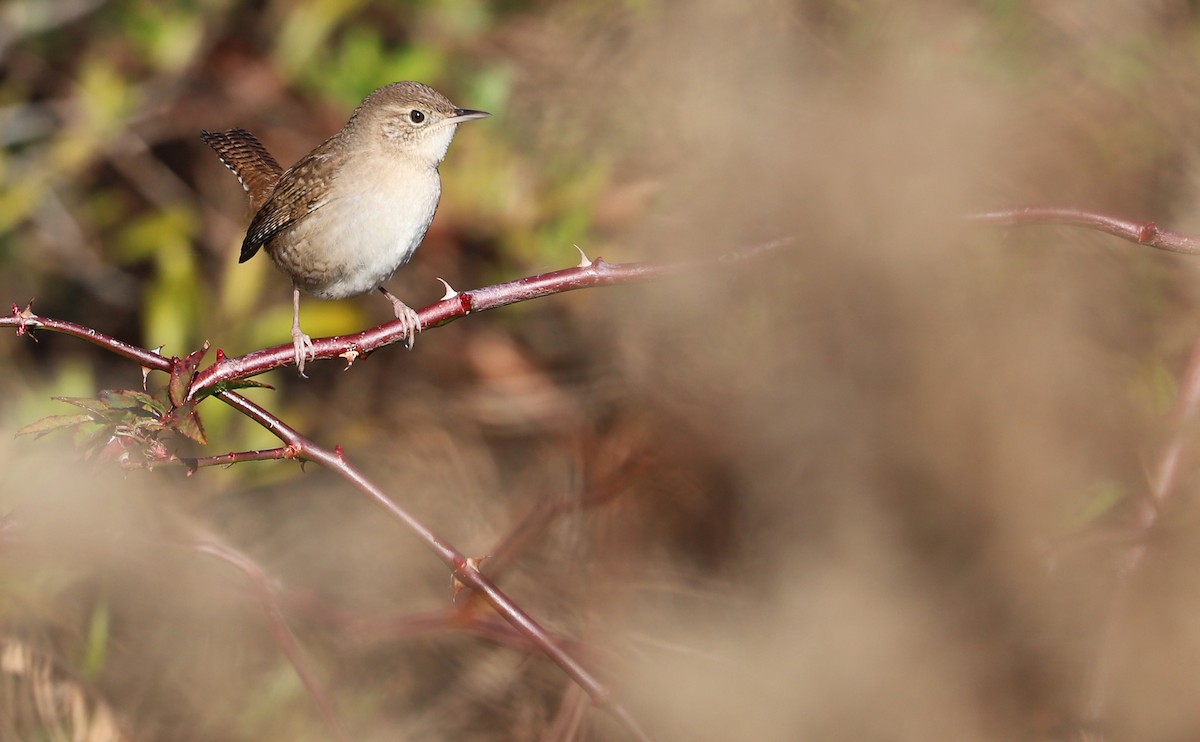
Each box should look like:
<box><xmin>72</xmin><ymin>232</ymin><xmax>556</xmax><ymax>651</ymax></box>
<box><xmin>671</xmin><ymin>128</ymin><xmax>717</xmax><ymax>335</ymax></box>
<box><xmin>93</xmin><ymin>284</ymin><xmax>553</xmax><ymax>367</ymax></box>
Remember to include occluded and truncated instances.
<box><xmin>449</xmin><ymin>108</ymin><xmax>491</xmax><ymax>123</ymax></box>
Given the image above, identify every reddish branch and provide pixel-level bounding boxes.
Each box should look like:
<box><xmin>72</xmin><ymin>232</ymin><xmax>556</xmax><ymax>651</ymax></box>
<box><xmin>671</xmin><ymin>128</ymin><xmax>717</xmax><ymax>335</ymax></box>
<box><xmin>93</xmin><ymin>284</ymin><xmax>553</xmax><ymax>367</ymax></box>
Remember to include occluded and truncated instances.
<box><xmin>6</xmin><ymin>246</ymin><xmax>795</xmax><ymax>742</ymax></box>
<box><xmin>5</xmin><ymin>302</ymin><xmax>172</xmax><ymax>371</ymax></box>
<box><xmin>12</xmin><ymin>210</ymin><xmax>1200</xmax><ymax>739</ymax></box>
<box><xmin>213</xmin><ymin>388</ymin><xmax>651</xmax><ymax>739</ymax></box>
<box><xmin>186</xmin><ymin>239</ymin><xmax>788</xmax><ymax>395</ymax></box>
<box><xmin>968</xmin><ymin>207</ymin><xmax>1200</xmax><ymax>254</ymax></box>
<box><xmin>5</xmin><ymin>240</ymin><xmax>788</xmax><ymax>401</ymax></box>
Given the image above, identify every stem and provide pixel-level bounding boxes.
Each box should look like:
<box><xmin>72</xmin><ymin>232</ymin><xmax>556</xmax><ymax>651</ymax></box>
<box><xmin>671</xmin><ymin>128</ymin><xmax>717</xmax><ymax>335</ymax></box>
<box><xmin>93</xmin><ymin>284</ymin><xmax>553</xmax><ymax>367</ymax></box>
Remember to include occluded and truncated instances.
<box><xmin>191</xmin><ymin>538</ymin><xmax>348</xmax><ymax>742</ymax></box>
<box><xmin>215</xmin><ymin>390</ymin><xmax>652</xmax><ymax>742</ymax></box>
<box><xmin>968</xmin><ymin>207</ymin><xmax>1200</xmax><ymax>254</ymax></box>
<box><xmin>186</xmin><ymin>239</ymin><xmax>790</xmax><ymax>396</ymax></box>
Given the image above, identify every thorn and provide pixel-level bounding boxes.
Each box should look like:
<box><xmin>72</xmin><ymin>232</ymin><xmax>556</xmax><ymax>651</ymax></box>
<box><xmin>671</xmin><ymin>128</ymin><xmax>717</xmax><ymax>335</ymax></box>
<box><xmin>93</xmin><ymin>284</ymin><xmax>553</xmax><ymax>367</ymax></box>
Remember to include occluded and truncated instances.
<box><xmin>437</xmin><ymin>277</ymin><xmax>458</xmax><ymax>300</ymax></box>
<box><xmin>334</xmin><ymin>445</ymin><xmax>344</xmax><ymax>459</ymax></box>
<box><xmin>451</xmin><ymin>555</ymin><xmax>490</xmax><ymax>602</ymax></box>
<box><xmin>141</xmin><ymin>346</ymin><xmax>163</xmax><ymax>390</ymax></box>
<box><xmin>574</xmin><ymin>244</ymin><xmax>592</xmax><ymax>268</ymax></box>
<box><xmin>13</xmin><ymin>301</ymin><xmax>37</xmax><ymax>338</ymax></box>
<box><xmin>339</xmin><ymin>347</ymin><xmax>360</xmax><ymax>370</ymax></box>
<box><xmin>215</xmin><ymin>348</ymin><xmax>227</xmax><ymax>362</ymax></box>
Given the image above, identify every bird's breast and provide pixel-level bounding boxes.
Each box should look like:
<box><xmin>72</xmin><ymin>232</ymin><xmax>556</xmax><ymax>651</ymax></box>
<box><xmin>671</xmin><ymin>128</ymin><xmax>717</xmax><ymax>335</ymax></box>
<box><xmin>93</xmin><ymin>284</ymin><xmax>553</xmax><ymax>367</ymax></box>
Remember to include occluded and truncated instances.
<box><xmin>271</xmin><ymin>159</ymin><xmax>441</xmax><ymax>300</ymax></box>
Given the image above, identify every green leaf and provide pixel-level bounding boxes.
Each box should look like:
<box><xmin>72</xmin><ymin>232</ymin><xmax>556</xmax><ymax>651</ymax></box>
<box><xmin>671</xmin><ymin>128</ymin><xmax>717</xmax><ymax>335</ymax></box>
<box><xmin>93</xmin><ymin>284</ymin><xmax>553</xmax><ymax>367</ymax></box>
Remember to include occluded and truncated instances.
<box><xmin>15</xmin><ymin>413</ymin><xmax>95</xmax><ymax>439</ymax></box>
<box><xmin>174</xmin><ymin>409</ymin><xmax>207</xmax><ymax>446</ymax></box>
<box><xmin>52</xmin><ymin>396</ymin><xmax>115</xmax><ymax>415</ymax></box>
<box><xmin>192</xmin><ymin>378</ymin><xmax>274</xmax><ymax>402</ymax></box>
<box><xmin>99</xmin><ymin>389</ymin><xmax>163</xmax><ymax>413</ymax></box>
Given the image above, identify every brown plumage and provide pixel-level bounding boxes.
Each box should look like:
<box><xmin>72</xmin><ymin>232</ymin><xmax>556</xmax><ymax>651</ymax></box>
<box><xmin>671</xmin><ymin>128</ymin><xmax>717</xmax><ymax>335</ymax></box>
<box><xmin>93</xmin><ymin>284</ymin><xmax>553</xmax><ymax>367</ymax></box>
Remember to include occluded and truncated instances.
<box><xmin>199</xmin><ymin>129</ymin><xmax>283</xmax><ymax>213</ymax></box>
<box><xmin>202</xmin><ymin>82</ymin><xmax>489</xmax><ymax>376</ymax></box>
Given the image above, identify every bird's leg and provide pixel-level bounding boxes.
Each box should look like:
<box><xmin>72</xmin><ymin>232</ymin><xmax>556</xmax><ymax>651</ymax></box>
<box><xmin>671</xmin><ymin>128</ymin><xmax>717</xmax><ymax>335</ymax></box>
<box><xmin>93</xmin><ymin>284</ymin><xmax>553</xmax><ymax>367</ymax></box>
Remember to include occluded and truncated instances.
<box><xmin>378</xmin><ymin>286</ymin><xmax>422</xmax><ymax>350</ymax></box>
<box><xmin>292</xmin><ymin>284</ymin><xmax>315</xmax><ymax>376</ymax></box>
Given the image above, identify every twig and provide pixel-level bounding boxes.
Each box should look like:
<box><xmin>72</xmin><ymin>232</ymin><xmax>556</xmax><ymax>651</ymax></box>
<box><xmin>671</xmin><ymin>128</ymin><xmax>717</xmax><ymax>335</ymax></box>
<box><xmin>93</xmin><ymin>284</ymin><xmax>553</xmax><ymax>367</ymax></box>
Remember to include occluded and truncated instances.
<box><xmin>186</xmin><ymin>239</ymin><xmax>791</xmax><ymax>396</ymax></box>
<box><xmin>973</xmin><ymin>206</ymin><xmax>1200</xmax><ymax>736</ymax></box>
<box><xmin>968</xmin><ymin>207</ymin><xmax>1200</xmax><ymax>254</ymax></box>
<box><xmin>4</xmin><ymin>242</ymin><xmax>793</xmax><ymax>742</ymax></box>
<box><xmin>190</xmin><ymin>537</ymin><xmax>349</xmax><ymax>742</ymax></box>
<box><xmin>122</xmin><ymin>446</ymin><xmax>304</xmax><ymax>472</ymax></box>
<box><xmin>1083</xmin><ymin>329</ymin><xmax>1200</xmax><ymax>724</ymax></box>
<box><xmin>214</xmin><ymin>390</ymin><xmax>654</xmax><ymax>742</ymax></box>
<box><xmin>4</xmin><ymin>302</ymin><xmax>171</xmax><ymax>370</ymax></box>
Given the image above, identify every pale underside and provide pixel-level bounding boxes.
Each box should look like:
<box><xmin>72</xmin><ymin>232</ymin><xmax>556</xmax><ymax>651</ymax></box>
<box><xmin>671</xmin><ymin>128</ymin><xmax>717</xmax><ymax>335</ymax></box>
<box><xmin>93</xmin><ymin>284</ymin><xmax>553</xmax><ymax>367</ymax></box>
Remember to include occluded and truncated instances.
<box><xmin>265</xmin><ymin>154</ymin><xmax>442</xmax><ymax>300</ymax></box>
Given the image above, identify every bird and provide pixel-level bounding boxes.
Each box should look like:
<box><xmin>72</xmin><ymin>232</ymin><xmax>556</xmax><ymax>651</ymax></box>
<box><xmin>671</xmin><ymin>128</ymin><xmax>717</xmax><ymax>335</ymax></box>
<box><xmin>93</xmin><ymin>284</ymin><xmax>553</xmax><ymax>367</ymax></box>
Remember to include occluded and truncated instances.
<box><xmin>202</xmin><ymin>81</ymin><xmax>489</xmax><ymax>375</ymax></box>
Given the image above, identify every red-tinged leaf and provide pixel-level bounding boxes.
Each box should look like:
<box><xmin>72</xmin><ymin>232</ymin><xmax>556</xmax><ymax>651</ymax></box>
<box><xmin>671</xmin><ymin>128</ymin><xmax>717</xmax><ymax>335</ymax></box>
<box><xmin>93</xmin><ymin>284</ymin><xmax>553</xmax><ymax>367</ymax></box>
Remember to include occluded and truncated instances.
<box><xmin>15</xmin><ymin>413</ymin><xmax>94</xmax><ymax>439</ymax></box>
<box><xmin>173</xmin><ymin>408</ymin><xmax>207</xmax><ymax>445</ymax></box>
<box><xmin>165</xmin><ymin>401</ymin><xmax>207</xmax><ymax>445</ymax></box>
<box><xmin>89</xmin><ymin>434</ymin><xmax>130</xmax><ymax>465</ymax></box>
<box><xmin>79</xmin><ymin>426</ymin><xmax>119</xmax><ymax>462</ymax></box>
<box><xmin>100</xmin><ymin>389</ymin><xmax>163</xmax><ymax>413</ymax></box>
<box><xmin>168</xmin><ymin>341</ymin><xmax>210</xmax><ymax>406</ymax></box>
<box><xmin>128</xmin><ymin>415</ymin><xmax>167</xmax><ymax>435</ymax></box>
<box><xmin>52</xmin><ymin>396</ymin><xmax>114</xmax><ymax>415</ymax></box>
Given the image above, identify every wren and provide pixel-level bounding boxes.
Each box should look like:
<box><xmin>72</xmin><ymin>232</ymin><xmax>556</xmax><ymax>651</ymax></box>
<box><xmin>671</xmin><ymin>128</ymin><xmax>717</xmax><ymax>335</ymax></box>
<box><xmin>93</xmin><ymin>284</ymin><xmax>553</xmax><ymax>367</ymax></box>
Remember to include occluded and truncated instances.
<box><xmin>203</xmin><ymin>81</ymin><xmax>489</xmax><ymax>375</ymax></box>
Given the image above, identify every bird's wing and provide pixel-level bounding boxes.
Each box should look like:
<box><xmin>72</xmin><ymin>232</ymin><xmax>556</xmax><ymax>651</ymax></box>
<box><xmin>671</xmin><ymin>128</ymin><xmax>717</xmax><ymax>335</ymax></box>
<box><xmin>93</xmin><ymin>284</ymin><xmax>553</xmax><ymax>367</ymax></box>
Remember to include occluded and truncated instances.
<box><xmin>239</xmin><ymin>145</ymin><xmax>338</xmax><ymax>263</ymax></box>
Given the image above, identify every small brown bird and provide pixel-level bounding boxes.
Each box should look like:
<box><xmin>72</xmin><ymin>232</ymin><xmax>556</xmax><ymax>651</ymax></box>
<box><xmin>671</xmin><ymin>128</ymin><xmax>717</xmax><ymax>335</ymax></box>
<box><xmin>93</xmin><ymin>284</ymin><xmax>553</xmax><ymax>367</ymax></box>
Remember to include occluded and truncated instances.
<box><xmin>203</xmin><ymin>81</ymin><xmax>489</xmax><ymax>375</ymax></box>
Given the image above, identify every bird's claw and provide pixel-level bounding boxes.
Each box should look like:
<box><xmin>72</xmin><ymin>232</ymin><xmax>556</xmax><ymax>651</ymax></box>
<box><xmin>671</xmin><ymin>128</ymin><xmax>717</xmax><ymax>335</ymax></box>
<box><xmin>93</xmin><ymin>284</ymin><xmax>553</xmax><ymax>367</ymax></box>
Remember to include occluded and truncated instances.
<box><xmin>398</xmin><ymin>306</ymin><xmax>421</xmax><ymax>350</ymax></box>
<box><xmin>384</xmin><ymin>294</ymin><xmax>422</xmax><ymax>350</ymax></box>
<box><xmin>293</xmin><ymin>329</ymin><xmax>315</xmax><ymax>377</ymax></box>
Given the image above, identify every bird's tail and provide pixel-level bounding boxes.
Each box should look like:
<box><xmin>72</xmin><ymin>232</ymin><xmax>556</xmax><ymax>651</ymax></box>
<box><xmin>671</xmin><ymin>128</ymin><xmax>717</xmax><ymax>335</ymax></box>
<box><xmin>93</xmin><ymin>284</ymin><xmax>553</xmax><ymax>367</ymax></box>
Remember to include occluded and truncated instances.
<box><xmin>200</xmin><ymin>129</ymin><xmax>284</xmax><ymax>212</ymax></box>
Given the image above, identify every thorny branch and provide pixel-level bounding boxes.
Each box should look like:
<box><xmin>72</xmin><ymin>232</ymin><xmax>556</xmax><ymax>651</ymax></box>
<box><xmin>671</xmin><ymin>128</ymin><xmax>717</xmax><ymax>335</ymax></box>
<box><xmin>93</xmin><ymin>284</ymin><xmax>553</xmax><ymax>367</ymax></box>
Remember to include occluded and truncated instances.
<box><xmin>185</xmin><ymin>237</ymin><xmax>790</xmax><ymax>396</ymax></box>
<box><xmin>214</xmin><ymin>389</ymin><xmax>653</xmax><ymax>739</ymax></box>
<box><xmin>21</xmin><ymin>207</ymin><xmax>1200</xmax><ymax>738</ymax></box>
<box><xmin>5</xmin><ymin>245</ymin><xmax>792</xmax><ymax>741</ymax></box>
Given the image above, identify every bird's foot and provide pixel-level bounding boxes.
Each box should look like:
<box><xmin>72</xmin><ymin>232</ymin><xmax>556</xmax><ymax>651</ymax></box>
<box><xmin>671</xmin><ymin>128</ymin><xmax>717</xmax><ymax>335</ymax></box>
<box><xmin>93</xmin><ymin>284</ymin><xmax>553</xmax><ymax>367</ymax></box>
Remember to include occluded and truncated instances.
<box><xmin>292</xmin><ymin>327</ymin><xmax>315</xmax><ymax>377</ymax></box>
<box><xmin>380</xmin><ymin>288</ymin><xmax>422</xmax><ymax>350</ymax></box>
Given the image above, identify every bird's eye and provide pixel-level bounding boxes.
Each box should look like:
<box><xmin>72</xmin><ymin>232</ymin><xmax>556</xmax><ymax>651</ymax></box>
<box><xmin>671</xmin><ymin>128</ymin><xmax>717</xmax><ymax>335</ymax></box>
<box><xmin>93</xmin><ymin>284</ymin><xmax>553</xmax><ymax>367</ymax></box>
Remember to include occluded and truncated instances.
<box><xmin>409</xmin><ymin>109</ymin><xmax>426</xmax><ymax>124</ymax></box>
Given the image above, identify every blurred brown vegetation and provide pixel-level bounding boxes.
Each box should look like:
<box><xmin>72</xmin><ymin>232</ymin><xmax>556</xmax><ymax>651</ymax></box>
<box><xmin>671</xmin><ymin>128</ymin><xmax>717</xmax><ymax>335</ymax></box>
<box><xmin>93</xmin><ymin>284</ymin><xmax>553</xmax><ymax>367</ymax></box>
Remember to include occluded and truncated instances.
<box><xmin>7</xmin><ymin>0</ymin><xmax>1200</xmax><ymax>739</ymax></box>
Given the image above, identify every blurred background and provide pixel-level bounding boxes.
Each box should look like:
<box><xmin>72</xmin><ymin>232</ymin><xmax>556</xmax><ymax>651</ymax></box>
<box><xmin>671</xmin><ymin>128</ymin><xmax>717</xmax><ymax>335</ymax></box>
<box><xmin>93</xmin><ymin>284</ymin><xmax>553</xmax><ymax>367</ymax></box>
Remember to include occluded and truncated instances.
<box><xmin>5</xmin><ymin>0</ymin><xmax>1200</xmax><ymax>739</ymax></box>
